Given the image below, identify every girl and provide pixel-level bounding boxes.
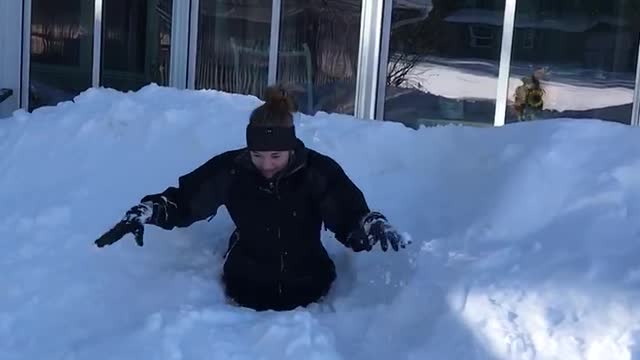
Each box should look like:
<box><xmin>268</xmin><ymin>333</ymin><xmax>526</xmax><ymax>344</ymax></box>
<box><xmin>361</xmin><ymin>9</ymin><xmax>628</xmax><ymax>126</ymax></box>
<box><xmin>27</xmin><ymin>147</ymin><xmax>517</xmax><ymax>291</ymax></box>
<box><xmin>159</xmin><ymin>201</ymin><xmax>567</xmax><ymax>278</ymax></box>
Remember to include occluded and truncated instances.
<box><xmin>95</xmin><ymin>86</ymin><xmax>408</xmax><ymax>311</ymax></box>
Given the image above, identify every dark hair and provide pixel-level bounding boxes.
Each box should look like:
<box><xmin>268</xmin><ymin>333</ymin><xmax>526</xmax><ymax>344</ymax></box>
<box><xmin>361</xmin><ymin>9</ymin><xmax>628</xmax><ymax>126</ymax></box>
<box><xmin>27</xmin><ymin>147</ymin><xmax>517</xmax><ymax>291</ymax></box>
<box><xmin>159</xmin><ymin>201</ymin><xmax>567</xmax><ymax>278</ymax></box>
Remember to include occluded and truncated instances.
<box><xmin>249</xmin><ymin>85</ymin><xmax>296</xmax><ymax>127</ymax></box>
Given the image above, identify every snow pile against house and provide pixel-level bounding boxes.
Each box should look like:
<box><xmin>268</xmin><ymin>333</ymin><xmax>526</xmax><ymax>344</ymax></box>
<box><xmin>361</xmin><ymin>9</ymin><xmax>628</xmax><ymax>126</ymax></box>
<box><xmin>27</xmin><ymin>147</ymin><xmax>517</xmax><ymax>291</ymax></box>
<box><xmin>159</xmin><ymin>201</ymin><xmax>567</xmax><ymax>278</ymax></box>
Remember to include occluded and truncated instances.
<box><xmin>1</xmin><ymin>85</ymin><xmax>639</xmax><ymax>359</ymax></box>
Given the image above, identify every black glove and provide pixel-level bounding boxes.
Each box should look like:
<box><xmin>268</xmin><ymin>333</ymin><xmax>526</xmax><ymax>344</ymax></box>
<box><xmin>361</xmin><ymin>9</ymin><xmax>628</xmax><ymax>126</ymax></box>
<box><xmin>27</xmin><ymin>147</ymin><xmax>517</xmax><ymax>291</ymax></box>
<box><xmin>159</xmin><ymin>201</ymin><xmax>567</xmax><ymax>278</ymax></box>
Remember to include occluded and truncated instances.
<box><xmin>347</xmin><ymin>212</ymin><xmax>408</xmax><ymax>252</ymax></box>
<box><xmin>94</xmin><ymin>203</ymin><xmax>153</xmax><ymax>248</ymax></box>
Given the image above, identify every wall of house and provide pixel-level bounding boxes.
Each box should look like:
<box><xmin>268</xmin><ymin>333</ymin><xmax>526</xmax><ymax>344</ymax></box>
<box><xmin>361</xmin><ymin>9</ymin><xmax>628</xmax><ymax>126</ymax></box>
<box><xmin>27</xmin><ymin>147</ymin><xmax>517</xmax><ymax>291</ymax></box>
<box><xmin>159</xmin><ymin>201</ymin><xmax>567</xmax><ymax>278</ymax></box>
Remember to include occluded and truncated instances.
<box><xmin>0</xmin><ymin>0</ymin><xmax>23</xmax><ymax>118</ymax></box>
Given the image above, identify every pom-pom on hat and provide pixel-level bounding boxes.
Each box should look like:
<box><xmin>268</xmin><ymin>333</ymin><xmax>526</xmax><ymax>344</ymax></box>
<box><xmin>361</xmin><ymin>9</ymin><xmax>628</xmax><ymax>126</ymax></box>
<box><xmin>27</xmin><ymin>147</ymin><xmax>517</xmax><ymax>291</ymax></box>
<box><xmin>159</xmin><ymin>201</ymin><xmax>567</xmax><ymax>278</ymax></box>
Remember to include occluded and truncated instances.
<box><xmin>246</xmin><ymin>85</ymin><xmax>298</xmax><ymax>151</ymax></box>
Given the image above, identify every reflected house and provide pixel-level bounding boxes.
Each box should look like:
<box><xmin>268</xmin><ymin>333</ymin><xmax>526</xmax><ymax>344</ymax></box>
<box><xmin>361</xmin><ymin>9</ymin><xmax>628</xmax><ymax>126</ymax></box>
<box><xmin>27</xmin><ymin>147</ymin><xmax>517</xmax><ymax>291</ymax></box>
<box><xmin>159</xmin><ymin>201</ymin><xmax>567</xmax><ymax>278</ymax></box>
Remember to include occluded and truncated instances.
<box><xmin>441</xmin><ymin>9</ymin><xmax>503</xmax><ymax>60</ymax></box>
<box><xmin>442</xmin><ymin>8</ymin><xmax>637</xmax><ymax>73</ymax></box>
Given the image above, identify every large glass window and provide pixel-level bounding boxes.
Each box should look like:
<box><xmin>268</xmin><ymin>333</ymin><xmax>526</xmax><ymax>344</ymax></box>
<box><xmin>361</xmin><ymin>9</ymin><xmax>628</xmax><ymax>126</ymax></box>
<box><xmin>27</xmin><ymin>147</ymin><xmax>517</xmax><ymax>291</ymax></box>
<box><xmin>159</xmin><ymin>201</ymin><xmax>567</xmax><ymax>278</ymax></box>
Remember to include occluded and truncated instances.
<box><xmin>195</xmin><ymin>0</ymin><xmax>272</xmax><ymax>97</ymax></box>
<box><xmin>381</xmin><ymin>0</ymin><xmax>505</xmax><ymax>128</ymax></box>
<box><xmin>29</xmin><ymin>0</ymin><xmax>94</xmax><ymax>111</ymax></box>
<box><xmin>277</xmin><ymin>0</ymin><xmax>363</xmax><ymax>115</ymax></box>
<box><xmin>101</xmin><ymin>0</ymin><xmax>173</xmax><ymax>91</ymax></box>
<box><xmin>506</xmin><ymin>0</ymin><xmax>640</xmax><ymax>124</ymax></box>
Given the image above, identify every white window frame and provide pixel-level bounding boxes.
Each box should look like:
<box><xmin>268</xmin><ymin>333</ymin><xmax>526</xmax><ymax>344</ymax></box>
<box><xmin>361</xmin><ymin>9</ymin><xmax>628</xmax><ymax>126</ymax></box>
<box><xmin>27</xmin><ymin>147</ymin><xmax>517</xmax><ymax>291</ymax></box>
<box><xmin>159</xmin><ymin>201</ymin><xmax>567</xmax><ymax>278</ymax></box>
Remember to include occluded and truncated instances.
<box><xmin>169</xmin><ymin>0</ymin><xmax>190</xmax><ymax>89</ymax></box>
<box><xmin>354</xmin><ymin>0</ymin><xmax>386</xmax><ymax>120</ymax></box>
<box><xmin>632</xmin><ymin>41</ymin><xmax>640</xmax><ymax>126</ymax></box>
<box><xmin>375</xmin><ymin>0</ymin><xmax>392</xmax><ymax>120</ymax></box>
<box><xmin>493</xmin><ymin>0</ymin><xmax>517</xmax><ymax>127</ymax></box>
<box><xmin>267</xmin><ymin>0</ymin><xmax>282</xmax><ymax>85</ymax></box>
<box><xmin>186</xmin><ymin>0</ymin><xmax>199</xmax><ymax>89</ymax></box>
<box><xmin>20</xmin><ymin>0</ymin><xmax>32</xmax><ymax>109</ymax></box>
<box><xmin>92</xmin><ymin>0</ymin><xmax>103</xmax><ymax>87</ymax></box>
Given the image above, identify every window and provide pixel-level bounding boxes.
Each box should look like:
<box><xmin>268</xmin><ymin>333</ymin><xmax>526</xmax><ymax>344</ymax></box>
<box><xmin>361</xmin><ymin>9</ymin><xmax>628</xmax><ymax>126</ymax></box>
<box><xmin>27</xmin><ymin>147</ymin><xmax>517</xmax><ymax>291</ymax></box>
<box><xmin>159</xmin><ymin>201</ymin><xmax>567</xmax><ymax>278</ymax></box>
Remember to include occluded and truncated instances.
<box><xmin>381</xmin><ymin>0</ymin><xmax>505</xmax><ymax>128</ymax></box>
<box><xmin>29</xmin><ymin>0</ymin><xmax>94</xmax><ymax>110</ymax></box>
<box><xmin>101</xmin><ymin>0</ymin><xmax>173</xmax><ymax>91</ymax></box>
<box><xmin>195</xmin><ymin>0</ymin><xmax>272</xmax><ymax>97</ymax></box>
<box><xmin>277</xmin><ymin>0</ymin><xmax>363</xmax><ymax>115</ymax></box>
<box><xmin>506</xmin><ymin>0</ymin><xmax>640</xmax><ymax>124</ymax></box>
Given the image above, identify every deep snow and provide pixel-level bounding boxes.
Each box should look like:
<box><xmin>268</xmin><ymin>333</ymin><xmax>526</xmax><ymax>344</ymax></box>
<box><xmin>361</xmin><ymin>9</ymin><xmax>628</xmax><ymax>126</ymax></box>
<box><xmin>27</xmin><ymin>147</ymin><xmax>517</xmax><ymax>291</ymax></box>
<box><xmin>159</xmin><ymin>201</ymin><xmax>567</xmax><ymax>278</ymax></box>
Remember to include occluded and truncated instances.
<box><xmin>1</xmin><ymin>84</ymin><xmax>640</xmax><ymax>360</ymax></box>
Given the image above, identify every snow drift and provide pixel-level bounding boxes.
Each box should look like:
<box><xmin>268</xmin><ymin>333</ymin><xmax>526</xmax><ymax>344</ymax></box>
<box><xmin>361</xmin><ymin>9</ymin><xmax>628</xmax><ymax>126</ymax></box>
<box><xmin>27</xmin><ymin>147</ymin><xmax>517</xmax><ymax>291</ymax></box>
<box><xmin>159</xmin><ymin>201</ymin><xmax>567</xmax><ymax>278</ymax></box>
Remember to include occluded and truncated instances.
<box><xmin>1</xmin><ymin>84</ymin><xmax>640</xmax><ymax>360</ymax></box>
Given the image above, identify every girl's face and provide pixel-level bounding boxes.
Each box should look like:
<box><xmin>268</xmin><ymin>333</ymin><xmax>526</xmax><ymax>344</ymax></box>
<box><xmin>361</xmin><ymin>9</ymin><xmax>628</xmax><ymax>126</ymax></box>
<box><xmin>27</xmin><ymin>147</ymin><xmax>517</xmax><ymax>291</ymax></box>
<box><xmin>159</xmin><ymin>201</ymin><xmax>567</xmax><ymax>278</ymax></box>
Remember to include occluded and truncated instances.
<box><xmin>250</xmin><ymin>151</ymin><xmax>290</xmax><ymax>179</ymax></box>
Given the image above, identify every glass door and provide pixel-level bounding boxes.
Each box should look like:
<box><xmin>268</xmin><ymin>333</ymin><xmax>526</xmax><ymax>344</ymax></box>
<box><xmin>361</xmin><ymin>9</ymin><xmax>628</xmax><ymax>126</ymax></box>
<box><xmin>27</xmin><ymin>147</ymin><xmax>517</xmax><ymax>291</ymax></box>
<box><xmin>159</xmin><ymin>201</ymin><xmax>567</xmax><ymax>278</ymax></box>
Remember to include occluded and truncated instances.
<box><xmin>277</xmin><ymin>0</ymin><xmax>363</xmax><ymax>115</ymax></box>
<box><xmin>101</xmin><ymin>0</ymin><xmax>173</xmax><ymax>91</ymax></box>
<box><xmin>195</xmin><ymin>0</ymin><xmax>273</xmax><ymax>97</ymax></box>
<box><xmin>28</xmin><ymin>0</ymin><xmax>94</xmax><ymax>110</ymax></box>
<box><xmin>379</xmin><ymin>0</ymin><xmax>506</xmax><ymax>128</ymax></box>
<box><xmin>505</xmin><ymin>0</ymin><xmax>640</xmax><ymax>124</ymax></box>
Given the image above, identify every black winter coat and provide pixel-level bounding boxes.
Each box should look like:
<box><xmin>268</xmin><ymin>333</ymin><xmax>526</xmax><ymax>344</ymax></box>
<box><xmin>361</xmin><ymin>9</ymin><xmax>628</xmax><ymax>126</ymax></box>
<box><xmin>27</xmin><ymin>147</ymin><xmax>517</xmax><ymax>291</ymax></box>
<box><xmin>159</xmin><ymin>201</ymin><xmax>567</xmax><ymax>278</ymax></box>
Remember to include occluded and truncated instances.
<box><xmin>141</xmin><ymin>139</ymin><xmax>371</xmax><ymax>311</ymax></box>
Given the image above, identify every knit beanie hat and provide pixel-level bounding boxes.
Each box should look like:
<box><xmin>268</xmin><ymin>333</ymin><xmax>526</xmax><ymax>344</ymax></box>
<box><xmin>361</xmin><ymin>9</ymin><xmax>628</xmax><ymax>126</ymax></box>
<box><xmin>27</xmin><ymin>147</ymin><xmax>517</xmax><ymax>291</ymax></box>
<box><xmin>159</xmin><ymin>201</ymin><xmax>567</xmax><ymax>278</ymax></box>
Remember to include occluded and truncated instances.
<box><xmin>246</xmin><ymin>85</ymin><xmax>297</xmax><ymax>151</ymax></box>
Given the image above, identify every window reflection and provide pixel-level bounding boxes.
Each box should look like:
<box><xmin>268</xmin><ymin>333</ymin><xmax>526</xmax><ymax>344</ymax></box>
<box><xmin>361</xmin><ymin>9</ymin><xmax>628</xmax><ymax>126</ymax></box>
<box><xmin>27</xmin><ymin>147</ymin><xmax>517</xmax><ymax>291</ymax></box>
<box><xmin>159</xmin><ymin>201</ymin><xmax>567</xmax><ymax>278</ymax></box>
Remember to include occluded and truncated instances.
<box><xmin>506</xmin><ymin>0</ymin><xmax>640</xmax><ymax>124</ymax></box>
<box><xmin>195</xmin><ymin>0</ymin><xmax>272</xmax><ymax>97</ymax></box>
<box><xmin>278</xmin><ymin>0</ymin><xmax>362</xmax><ymax>115</ymax></box>
<box><xmin>382</xmin><ymin>0</ymin><xmax>505</xmax><ymax>128</ymax></box>
<box><xmin>101</xmin><ymin>0</ymin><xmax>173</xmax><ymax>91</ymax></box>
<box><xmin>29</xmin><ymin>0</ymin><xmax>94</xmax><ymax>110</ymax></box>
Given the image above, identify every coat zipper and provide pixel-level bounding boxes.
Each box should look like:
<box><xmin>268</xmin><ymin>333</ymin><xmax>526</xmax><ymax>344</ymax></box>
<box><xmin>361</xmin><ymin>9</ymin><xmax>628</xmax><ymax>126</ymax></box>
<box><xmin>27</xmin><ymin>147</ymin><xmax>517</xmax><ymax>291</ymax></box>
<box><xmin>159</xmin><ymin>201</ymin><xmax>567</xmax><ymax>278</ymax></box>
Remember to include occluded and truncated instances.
<box><xmin>273</xmin><ymin>163</ymin><xmax>304</xmax><ymax>297</ymax></box>
<box><xmin>279</xmin><ymin>227</ymin><xmax>283</xmax><ymax>295</ymax></box>
<box><xmin>275</xmin><ymin>179</ymin><xmax>284</xmax><ymax>296</ymax></box>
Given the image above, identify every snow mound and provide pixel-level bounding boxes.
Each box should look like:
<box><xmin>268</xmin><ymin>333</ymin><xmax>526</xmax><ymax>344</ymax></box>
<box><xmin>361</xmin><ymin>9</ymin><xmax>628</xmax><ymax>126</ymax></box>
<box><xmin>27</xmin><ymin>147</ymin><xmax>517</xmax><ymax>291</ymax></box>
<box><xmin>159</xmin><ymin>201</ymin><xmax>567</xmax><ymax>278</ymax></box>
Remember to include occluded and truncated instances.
<box><xmin>1</xmin><ymin>84</ymin><xmax>640</xmax><ymax>360</ymax></box>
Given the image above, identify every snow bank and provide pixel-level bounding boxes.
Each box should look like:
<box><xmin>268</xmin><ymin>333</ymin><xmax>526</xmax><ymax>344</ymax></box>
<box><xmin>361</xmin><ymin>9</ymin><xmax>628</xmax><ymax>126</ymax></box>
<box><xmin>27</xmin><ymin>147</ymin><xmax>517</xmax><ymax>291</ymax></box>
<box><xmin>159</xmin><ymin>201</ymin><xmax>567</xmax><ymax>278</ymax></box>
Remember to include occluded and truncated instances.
<box><xmin>1</xmin><ymin>84</ymin><xmax>640</xmax><ymax>359</ymax></box>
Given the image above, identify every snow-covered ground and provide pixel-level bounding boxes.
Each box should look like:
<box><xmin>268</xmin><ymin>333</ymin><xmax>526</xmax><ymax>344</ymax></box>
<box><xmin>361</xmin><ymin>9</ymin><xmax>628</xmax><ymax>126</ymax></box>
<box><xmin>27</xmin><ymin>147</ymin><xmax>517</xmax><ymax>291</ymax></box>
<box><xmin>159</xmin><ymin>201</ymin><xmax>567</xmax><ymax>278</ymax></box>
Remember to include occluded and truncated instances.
<box><xmin>398</xmin><ymin>57</ymin><xmax>635</xmax><ymax>112</ymax></box>
<box><xmin>1</xmin><ymin>84</ymin><xmax>640</xmax><ymax>359</ymax></box>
